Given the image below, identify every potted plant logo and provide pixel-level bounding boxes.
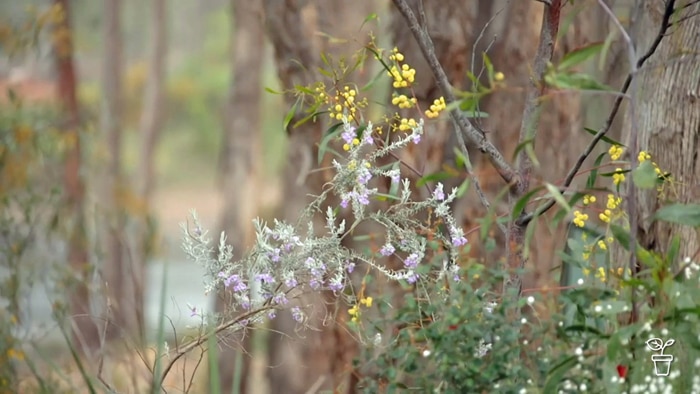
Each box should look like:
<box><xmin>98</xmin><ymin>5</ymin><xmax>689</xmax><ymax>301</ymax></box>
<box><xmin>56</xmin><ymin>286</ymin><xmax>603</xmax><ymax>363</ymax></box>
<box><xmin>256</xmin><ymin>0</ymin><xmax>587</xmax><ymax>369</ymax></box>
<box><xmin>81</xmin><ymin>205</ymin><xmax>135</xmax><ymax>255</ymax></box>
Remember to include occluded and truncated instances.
<box><xmin>646</xmin><ymin>338</ymin><xmax>675</xmax><ymax>376</ymax></box>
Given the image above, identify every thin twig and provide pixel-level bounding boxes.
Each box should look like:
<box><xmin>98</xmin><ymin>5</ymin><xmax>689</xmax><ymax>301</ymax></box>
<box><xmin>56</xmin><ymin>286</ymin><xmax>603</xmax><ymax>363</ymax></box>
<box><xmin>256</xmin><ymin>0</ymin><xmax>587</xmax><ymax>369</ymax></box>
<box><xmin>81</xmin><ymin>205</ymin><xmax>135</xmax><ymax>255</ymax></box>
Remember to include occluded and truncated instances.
<box><xmin>391</xmin><ymin>0</ymin><xmax>518</xmax><ymax>187</ymax></box>
<box><xmin>159</xmin><ymin>305</ymin><xmax>273</xmax><ymax>383</ymax></box>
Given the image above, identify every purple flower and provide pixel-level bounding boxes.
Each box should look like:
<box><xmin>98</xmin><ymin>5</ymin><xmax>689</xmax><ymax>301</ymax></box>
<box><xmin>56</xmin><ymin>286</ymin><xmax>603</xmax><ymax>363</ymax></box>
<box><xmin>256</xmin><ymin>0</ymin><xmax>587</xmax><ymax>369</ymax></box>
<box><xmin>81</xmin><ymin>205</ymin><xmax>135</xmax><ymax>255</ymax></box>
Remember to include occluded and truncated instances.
<box><xmin>404</xmin><ymin>253</ymin><xmax>420</xmax><ymax>270</ymax></box>
<box><xmin>450</xmin><ymin>225</ymin><xmax>468</xmax><ymax>247</ymax></box>
<box><xmin>362</xmin><ymin>127</ymin><xmax>374</xmax><ymax>145</ymax></box>
<box><xmin>412</xmin><ymin>133</ymin><xmax>421</xmax><ymax>144</ymax></box>
<box><xmin>268</xmin><ymin>310</ymin><xmax>277</xmax><ymax>319</ymax></box>
<box><xmin>256</xmin><ymin>273</ymin><xmax>275</xmax><ymax>284</ymax></box>
<box><xmin>453</xmin><ymin>273</ymin><xmax>461</xmax><ymax>282</ymax></box>
<box><xmin>329</xmin><ymin>277</ymin><xmax>344</xmax><ymax>292</ymax></box>
<box><xmin>433</xmin><ymin>183</ymin><xmax>445</xmax><ymax>201</ymax></box>
<box><xmin>356</xmin><ymin>190</ymin><xmax>370</xmax><ymax>205</ymax></box>
<box><xmin>390</xmin><ymin>170</ymin><xmax>401</xmax><ymax>184</ymax></box>
<box><xmin>341</xmin><ymin>126</ymin><xmax>356</xmax><ymax>144</ymax></box>
<box><xmin>341</xmin><ymin>196</ymin><xmax>350</xmax><ymax>208</ymax></box>
<box><xmin>309</xmin><ymin>278</ymin><xmax>322</xmax><ymax>290</ymax></box>
<box><xmin>406</xmin><ymin>272</ymin><xmax>419</xmax><ymax>284</ymax></box>
<box><xmin>346</xmin><ymin>262</ymin><xmax>355</xmax><ymax>273</ymax></box>
<box><xmin>273</xmin><ymin>292</ymin><xmax>289</xmax><ymax>305</ymax></box>
<box><xmin>268</xmin><ymin>248</ymin><xmax>281</xmax><ymax>263</ymax></box>
<box><xmin>452</xmin><ymin>235</ymin><xmax>468</xmax><ymax>247</ymax></box>
<box><xmin>380</xmin><ymin>243</ymin><xmax>395</xmax><ymax>256</ymax></box>
<box><xmin>291</xmin><ymin>306</ymin><xmax>304</xmax><ymax>323</ymax></box>
<box><xmin>219</xmin><ymin>272</ymin><xmax>248</xmax><ymax>293</ymax></box>
<box><xmin>357</xmin><ymin>169</ymin><xmax>372</xmax><ymax>185</ymax></box>
<box><xmin>285</xmin><ymin>277</ymin><xmax>298</xmax><ymax>288</ymax></box>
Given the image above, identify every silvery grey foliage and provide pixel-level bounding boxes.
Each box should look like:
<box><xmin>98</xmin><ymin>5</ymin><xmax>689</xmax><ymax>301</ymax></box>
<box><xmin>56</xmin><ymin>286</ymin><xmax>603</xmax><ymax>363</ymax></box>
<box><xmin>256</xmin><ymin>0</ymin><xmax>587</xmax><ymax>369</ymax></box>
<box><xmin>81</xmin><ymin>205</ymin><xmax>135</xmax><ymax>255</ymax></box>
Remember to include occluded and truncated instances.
<box><xmin>181</xmin><ymin>117</ymin><xmax>470</xmax><ymax>322</ymax></box>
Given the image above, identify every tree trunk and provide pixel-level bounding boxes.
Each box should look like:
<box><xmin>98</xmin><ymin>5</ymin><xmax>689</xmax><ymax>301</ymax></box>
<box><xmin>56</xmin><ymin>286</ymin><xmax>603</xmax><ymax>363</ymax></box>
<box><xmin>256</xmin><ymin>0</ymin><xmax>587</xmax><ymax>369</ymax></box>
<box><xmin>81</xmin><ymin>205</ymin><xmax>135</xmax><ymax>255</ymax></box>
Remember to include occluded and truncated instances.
<box><xmin>264</xmin><ymin>1</ymin><xmax>373</xmax><ymax>392</ymax></box>
<box><xmin>51</xmin><ymin>0</ymin><xmax>101</xmax><ymax>355</ymax></box>
<box><xmin>133</xmin><ymin>0</ymin><xmax>168</xmax><ymax>345</ymax></box>
<box><xmin>622</xmin><ymin>0</ymin><xmax>700</xmax><ymax>261</ymax></box>
<box><xmin>477</xmin><ymin>1</ymin><xmax>609</xmax><ymax>291</ymax></box>
<box><xmin>101</xmin><ymin>0</ymin><xmax>137</xmax><ymax>341</ymax></box>
<box><xmin>214</xmin><ymin>0</ymin><xmax>264</xmax><ymax>392</ymax></box>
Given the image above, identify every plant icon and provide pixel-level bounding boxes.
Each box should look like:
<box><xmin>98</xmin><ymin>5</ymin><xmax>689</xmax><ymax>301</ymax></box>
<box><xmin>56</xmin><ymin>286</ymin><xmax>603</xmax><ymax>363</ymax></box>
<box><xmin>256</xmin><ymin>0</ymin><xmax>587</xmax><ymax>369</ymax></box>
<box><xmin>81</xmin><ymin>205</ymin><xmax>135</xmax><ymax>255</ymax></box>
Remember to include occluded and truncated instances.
<box><xmin>646</xmin><ymin>338</ymin><xmax>675</xmax><ymax>376</ymax></box>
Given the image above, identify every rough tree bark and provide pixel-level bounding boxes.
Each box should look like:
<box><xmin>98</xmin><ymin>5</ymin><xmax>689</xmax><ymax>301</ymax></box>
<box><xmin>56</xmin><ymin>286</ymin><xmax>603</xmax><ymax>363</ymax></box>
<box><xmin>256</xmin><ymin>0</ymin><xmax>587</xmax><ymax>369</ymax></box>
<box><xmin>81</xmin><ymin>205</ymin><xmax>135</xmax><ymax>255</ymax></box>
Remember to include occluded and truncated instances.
<box><xmin>213</xmin><ymin>0</ymin><xmax>264</xmax><ymax>392</ymax></box>
<box><xmin>622</xmin><ymin>0</ymin><xmax>700</xmax><ymax>260</ymax></box>
<box><xmin>51</xmin><ymin>0</ymin><xmax>101</xmax><ymax>356</ymax></box>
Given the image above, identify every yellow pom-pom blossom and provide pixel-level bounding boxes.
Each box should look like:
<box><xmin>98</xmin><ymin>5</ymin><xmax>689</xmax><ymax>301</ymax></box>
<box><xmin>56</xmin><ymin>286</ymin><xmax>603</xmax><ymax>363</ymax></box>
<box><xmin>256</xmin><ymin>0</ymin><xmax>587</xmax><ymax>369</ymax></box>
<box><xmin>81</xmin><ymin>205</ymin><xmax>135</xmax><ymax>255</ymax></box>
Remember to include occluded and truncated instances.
<box><xmin>612</xmin><ymin>168</ymin><xmax>625</xmax><ymax>185</ymax></box>
<box><xmin>608</xmin><ymin>145</ymin><xmax>624</xmax><ymax>161</ymax></box>
<box><xmin>573</xmin><ymin>210</ymin><xmax>589</xmax><ymax>227</ymax></box>
<box><xmin>638</xmin><ymin>151</ymin><xmax>652</xmax><ymax>163</ymax></box>
<box><xmin>583</xmin><ymin>195</ymin><xmax>596</xmax><ymax>205</ymax></box>
<box><xmin>425</xmin><ymin>96</ymin><xmax>447</xmax><ymax>119</ymax></box>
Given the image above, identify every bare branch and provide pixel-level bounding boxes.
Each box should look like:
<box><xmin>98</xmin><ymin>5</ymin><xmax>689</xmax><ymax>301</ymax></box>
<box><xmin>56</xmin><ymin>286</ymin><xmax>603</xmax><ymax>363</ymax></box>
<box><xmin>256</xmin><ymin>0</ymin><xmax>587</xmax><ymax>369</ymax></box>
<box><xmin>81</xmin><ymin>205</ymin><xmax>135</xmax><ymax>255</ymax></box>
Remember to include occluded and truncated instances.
<box><xmin>391</xmin><ymin>0</ymin><xmax>518</xmax><ymax>187</ymax></box>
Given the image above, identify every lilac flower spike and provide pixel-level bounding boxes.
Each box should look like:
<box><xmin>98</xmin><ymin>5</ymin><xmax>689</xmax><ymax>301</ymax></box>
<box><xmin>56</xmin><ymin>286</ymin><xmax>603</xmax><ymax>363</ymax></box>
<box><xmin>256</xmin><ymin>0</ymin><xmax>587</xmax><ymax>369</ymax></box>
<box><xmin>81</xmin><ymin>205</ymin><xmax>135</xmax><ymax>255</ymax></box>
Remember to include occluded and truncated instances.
<box><xmin>341</xmin><ymin>125</ymin><xmax>356</xmax><ymax>145</ymax></box>
<box><xmin>433</xmin><ymin>183</ymin><xmax>445</xmax><ymax>201</ymax></box>
<box><xmin>380</xmin><ymin>243</ymin><xmax>395</xmax><ymax>256</ymax></box>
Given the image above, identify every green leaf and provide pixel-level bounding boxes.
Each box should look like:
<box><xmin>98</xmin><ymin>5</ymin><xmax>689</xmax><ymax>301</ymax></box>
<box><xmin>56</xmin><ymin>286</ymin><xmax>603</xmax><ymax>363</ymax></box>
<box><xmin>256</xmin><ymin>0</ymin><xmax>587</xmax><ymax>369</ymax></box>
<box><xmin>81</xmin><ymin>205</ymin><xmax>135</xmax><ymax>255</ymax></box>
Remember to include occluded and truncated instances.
<box><xmin>453</xmin><ymin>147</ymin><xmax>467</xmax><ymax>169</ymax></box>
<box><xmin>374</xmin><ymin>193</ymin><xmax>401</xmax><ymax>202</ymax></box>
<box><xmin>282</xmin><ymin>100</ymin><xmax>298</xmax><ymax>133</ymax></box>
<box><xmin>549</xmin><ymin>72</ymin><xmax>613</xmax><ymax>91</ymax></box>
<box><xmin>667</xmin><ymin>235</ymin><xmax>681</xmax><ymax>266</ymax></box>
<box><xmin>558</xmin><ymin>42</ymin><xmax>603</xmax><ymax>71</ymax></box>
<box><xmin>655</xmin><ymin>203</ymin><xmax>700</xmax><ymax>227</ymax></box>
<box><xmin>264</xmin><ymin>86</ymin><xmax>283</xmax><ymax>95</ymax></box>
<box><xmin>545</xmin><ymin>183</ymin><xmax>571</xmax><ymax>213</ymax></box>
<box><xmin>513</xmin><ymin>138</ymin><xmax>535</xmax><ymax>161</ymax></box>
<box><xmin>455</xmin><ymin>178</ymin><xmax>470</xmax><ymax>198</ymax></box>
<box><xmin>599</xmin><ymin>30</ymin><xmax>618</xmax><ymax>71</ymax></box>
<box><xmin>543</xmin><ymin>356</ymin><xmax>578</xmax><ymax>393</ymax></box>
<box><xmin>416</xmin><ymin>171</ymin><xmax>454</xmax><ymax>187</ymax></box>
<box><xmin>317</xmin><ymin>123</ymin><xmax>344</xmax><ymax>164</ymax></box>
<box><xmin>586</xmin><ymin>152</ymin><xmax>608</xmax><ymax>189</ymax></box>
<box><xmin>583</xmin><ymin>127</ymin><xmax>624</xmax><ymax>146</ymax></box>
<box><xmin>632</xmin><ymin>160</ymin><xmax>658</xmax><ymax>189</ymax></box>
<box><xmin>610</xmin><ymin>224</ymin><xmax>630</xmax><ymax>250</ymax></box>
<box><xmin>482</xmin><ymin>52</ymin><xmax>495</xmax><ymax>84</ymax></box>
<box><xmin>512</xmin><ymin>186</ymin><xmax>544</xmax><ymax>218</ymax></box>
<box><xmin>361</xmin><ymin>13</ymin><xmax>378</xmax><ymax>29</ymax></box>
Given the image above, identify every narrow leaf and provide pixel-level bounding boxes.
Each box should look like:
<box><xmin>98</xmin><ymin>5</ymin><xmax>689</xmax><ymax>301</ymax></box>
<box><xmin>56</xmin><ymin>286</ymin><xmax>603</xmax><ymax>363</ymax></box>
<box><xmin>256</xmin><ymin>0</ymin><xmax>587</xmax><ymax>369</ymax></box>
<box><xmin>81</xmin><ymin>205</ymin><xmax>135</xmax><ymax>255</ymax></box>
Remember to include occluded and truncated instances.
<box><xmin>655</xmin><ymin>204</ymin><xmax>700</xmax><ymax>227</ymax></box>
<box><xmin>558</xmin><ymin>42</ymin><xmax>604</xmax><ymax>72</ymax></box>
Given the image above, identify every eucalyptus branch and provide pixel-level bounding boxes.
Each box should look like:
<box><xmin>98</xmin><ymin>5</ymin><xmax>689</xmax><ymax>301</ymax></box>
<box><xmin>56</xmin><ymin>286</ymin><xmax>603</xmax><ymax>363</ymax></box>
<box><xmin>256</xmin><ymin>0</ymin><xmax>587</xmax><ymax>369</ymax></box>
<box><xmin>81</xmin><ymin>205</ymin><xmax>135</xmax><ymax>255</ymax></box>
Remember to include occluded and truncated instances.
<box><xmin>159</xmin><ymin>305</ymin><xmax>274</xmax><ymax>383</ymax></box>
<box><xmin>391</xmin><ymin>0</ymin><xmax>518</xmax><ymax>188</ymax></box>
<box><xmin>518</xmin><ymin>0</ymin><xmax>677</xmax><ymax>226</ymax></box>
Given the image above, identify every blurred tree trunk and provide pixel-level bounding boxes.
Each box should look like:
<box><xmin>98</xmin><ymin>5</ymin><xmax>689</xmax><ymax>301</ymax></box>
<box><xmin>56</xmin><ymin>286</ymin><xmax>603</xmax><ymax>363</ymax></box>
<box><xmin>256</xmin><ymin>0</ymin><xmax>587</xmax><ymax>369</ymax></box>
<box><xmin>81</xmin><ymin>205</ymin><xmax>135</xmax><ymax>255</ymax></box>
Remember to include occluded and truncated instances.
<box><xmin>133</xmin><ymin>0</ymin><xmax>168</xmax><ymax>344</ymax></box>
<box><xmin>476</xmin><ymin>0</ymin><xmax>609</xmax><ymax>290</ymax></box>
<box><xmin>264</xmin><ymin>1</ymin><xmax>373</xmax><ymax>392</ymax></box>
<box><xmin>213</xmin><ymin>0</ymin><xmax>263</xmax><ymax>392</ymax></box>
<box><xmin>620</xmin><ymin>0</ymin><xmax>700</xmax><ymax>261</ymax></box>
<box><xmin>52</xmin><ymin>0</ymin><xmax>101</xmax><ymax>356</ymax></box>
<box><xmin>101</xmin><ymin>0</ymin><xmax>139</xmax><ymax>341</ymax></box>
